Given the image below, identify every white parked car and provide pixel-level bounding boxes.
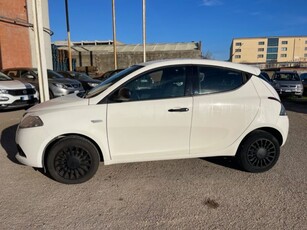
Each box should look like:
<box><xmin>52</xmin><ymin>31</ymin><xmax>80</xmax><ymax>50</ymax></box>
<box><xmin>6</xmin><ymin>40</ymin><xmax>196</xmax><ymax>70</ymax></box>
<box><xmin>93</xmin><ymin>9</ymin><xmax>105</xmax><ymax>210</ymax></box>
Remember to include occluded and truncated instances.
<box><xmin>15</xmin><ymin>59</ymin><xmax>289</xmax><ymax>184</ymax></box>
<box><xmin>0</xmin><ymin>72</ymin><xmax>39</xmax><ymax>110</ymax></box>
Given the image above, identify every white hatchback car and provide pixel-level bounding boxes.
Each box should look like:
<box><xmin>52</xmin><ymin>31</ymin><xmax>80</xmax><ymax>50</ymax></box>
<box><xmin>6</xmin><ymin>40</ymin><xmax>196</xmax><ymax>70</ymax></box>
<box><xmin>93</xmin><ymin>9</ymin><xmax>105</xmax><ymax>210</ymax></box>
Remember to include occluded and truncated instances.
<box><xmin>15</xmin><ymin>59</ymin><xmax>289</xmax><ymax>184</ymax></box>
<box><xmin>0</xmin><ymin>72</ymin><xmax>39</xmax><ymax>110</ymax></box>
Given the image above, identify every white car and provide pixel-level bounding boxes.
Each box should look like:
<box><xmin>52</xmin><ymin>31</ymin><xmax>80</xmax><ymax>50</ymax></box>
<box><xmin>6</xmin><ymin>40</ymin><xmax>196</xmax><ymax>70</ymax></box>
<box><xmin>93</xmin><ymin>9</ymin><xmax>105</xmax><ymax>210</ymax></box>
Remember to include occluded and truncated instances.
<box><xmin>15</xmin><ymin>59</ymin><xmax>289</xmax><ymax>184</ymax></box>
<box><xmin>0</xmin><ymin>72</ymin><xmax>39</xmax><ymax>110</ymax></box>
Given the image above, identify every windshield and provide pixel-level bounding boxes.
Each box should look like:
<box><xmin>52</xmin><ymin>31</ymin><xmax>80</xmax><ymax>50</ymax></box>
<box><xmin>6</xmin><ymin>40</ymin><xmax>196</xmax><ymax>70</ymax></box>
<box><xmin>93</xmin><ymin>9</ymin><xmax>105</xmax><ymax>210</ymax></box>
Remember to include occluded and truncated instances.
<box><xmin>75</xmin><ymin>73</ymin><xmax>93</xmax><ymax>81</ymax></box>
<box><xmin>0</xmin><ymin>72</ymin><xmax>13</xmax><ymax>81</ymax></box>
<box><xmin>84</xmin><ymin>65</ymin><xmax>143</xmax><ymax>98</ymax></box>
<box><xmin>273</xmin><ymin>72</ymin><xmax>300</xmax><ymax>81</ymax></box>
<box><xmin>47</xmin><ymin>70</ymin><xmax>65</xmax><ymax>79</ymax></box>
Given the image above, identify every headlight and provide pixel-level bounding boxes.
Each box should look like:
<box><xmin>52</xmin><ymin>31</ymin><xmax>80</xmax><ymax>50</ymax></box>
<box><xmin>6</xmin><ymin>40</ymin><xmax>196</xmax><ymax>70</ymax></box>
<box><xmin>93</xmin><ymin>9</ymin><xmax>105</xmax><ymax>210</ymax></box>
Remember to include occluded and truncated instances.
<box><xmin>88</xmin><ymin>83</ymin><xmax>99</xmax><ymax>88</ymax></box>
<box><xmin>53</xmin><ymin>83</ymin><xmax>68</xmax><ymax>89</ymax></box>
<box><xmin>19</xmin><ymin>116</ymin><xmax>44</xmax><ymax>129</ymax></box>
<box><xmin>0</xmin><ymin>89</ymin><xmax>8</xmax><ymax>94</ymax></box>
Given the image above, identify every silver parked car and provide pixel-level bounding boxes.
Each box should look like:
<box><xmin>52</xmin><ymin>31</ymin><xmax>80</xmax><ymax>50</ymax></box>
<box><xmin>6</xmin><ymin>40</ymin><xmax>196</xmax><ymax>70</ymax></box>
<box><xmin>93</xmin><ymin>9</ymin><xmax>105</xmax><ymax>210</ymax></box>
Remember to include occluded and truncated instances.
<box><xmin>1</xmin><ymin>68</ymin><xmax>84</xmax><ymax>99</ymax></box>
<box><xmin>272</xmin><ymin>71</ymin><xmax>303</xmax><ymax>97</ymax></box>
<box><xmin>300</xmin><ymin>73</ymin><xmax>307</xmax><ymax>94</ymax></box>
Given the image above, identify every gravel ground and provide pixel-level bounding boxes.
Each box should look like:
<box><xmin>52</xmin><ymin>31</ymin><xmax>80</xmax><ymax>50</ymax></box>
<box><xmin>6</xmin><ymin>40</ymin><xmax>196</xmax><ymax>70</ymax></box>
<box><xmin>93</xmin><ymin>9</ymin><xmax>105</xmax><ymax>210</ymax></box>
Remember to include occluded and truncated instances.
<box><xmin>0</xmin><ymin>102</ymin><xmax>306</xmax><ymax>230</ymax></box>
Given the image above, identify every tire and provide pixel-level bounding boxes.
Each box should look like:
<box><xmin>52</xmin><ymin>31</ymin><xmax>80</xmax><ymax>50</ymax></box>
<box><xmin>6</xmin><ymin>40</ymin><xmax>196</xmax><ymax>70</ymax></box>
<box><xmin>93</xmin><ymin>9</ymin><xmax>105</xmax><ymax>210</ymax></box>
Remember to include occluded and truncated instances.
<box><xmin>46</xmin><ymin>136</ymin><xmax>100</xmax><ymax>184</ymax></box>
<box><xmin>236</xmin><ymin>131</ymin><xmax>280</xmax><ymax>173</ymax></box>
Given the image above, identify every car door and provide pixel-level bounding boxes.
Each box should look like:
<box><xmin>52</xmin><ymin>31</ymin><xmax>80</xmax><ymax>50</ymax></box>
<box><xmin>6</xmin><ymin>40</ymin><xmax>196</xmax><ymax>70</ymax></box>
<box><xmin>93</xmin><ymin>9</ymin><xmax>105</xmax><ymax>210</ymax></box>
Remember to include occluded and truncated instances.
<box><xmin>106</xmin><ymin>66</ymin><xmax>193</xmax><ymax>162</ymax></box>
<box><xmin>190</xmin><ymin>66</ymin><xmax>260</xmax><ymax>156</ymax></box>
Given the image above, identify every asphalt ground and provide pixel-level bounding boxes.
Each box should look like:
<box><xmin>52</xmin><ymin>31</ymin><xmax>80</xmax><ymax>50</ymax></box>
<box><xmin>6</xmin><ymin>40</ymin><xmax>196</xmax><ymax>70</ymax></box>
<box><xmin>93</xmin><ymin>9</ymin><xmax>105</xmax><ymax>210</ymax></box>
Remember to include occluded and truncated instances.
<box><xmin>0</xmin><ymin>100</ymin><xmax>306</xmax><ymax>230</ymax></box>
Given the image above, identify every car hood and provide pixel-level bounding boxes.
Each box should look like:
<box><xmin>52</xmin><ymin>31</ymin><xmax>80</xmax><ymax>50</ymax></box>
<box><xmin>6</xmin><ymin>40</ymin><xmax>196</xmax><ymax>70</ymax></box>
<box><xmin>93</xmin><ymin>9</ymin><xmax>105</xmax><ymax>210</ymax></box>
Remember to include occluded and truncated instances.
<box><xmin>0</xmin><ymin>80</ymin><xmax>34</xmax><ymax>89</ymax></box>
<box><xmin>28</xmin><ymin>93</ymin><xmax>89</xmax><ymax>113</ymax></box>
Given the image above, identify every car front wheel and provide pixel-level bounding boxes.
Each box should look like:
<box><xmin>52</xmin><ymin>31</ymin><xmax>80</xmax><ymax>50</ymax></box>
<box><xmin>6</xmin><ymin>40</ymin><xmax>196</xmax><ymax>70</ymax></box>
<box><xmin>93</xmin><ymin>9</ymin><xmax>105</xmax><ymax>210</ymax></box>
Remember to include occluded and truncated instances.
<box><xmin>46</xmin><ymin>136</ymin><xmax>100</xmax><ymax>184</ymax></box>
<box><xmin>236</xmin><ymin>131</ymin><xmax>280</xmax><ymax>173</ymax></box>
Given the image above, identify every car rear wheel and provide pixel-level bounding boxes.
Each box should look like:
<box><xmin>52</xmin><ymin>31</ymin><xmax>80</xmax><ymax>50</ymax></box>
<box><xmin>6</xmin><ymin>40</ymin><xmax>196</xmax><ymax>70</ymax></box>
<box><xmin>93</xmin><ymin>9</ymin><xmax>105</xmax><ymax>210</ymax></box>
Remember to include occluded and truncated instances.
<box><xmin>46</xmin><ymin>136</ymin><xmax>100</xmax><ymax>184</ymax></box>
<box><xmin>236</xmin><ymin>131</ymin><xmax>280</xmax><ymax>173</ymax></box>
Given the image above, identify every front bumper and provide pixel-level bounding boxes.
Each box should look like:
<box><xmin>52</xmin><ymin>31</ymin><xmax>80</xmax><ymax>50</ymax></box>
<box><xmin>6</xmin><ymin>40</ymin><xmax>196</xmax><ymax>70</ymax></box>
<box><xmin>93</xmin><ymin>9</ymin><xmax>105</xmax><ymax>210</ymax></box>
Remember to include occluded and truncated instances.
<box><xmin>0</xmin><ymin>93</ymin><xmax>39</xmax><ymax>110</ymax></box>
<box><xmin>15</xmin><ymin>125</ymin><xmax>49</xmax><ymax>168</ymax></box>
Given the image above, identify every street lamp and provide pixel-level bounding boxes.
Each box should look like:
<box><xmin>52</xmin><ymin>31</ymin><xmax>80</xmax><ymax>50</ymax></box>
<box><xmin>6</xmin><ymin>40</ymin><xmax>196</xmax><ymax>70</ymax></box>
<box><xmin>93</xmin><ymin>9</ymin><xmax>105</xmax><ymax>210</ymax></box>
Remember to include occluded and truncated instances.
<box><xmin>112</xmin><ymin>0</ymin><xmax>117</xmax><ymax>69</ymax></box>
<box><xmin>65</xmin><ymin>0</ymin><xmax>72</xmax><ymax>71</ymax></box>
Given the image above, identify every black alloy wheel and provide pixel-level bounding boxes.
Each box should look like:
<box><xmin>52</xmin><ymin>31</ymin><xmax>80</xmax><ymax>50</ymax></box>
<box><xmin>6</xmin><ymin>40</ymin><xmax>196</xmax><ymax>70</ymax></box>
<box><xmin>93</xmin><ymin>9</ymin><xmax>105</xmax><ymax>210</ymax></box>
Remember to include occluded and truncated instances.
<box><xmin>237</xmin><ymin>130</ymin><xmax>280</xmax><ymax>173</ymax></box>
<box><xmin>47</xmin><ymin>136</ymin><xmax>100</xmax><ymax>184</ymax></box>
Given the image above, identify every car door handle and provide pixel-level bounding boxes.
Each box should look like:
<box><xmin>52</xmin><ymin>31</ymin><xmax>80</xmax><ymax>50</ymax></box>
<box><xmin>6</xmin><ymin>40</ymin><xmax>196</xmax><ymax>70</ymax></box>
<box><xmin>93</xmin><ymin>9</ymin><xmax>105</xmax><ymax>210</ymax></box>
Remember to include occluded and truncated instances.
<box><xmin>168</xmin><ymin>108</ymin><xmax>189</xmax><ymax>112</ymax></box>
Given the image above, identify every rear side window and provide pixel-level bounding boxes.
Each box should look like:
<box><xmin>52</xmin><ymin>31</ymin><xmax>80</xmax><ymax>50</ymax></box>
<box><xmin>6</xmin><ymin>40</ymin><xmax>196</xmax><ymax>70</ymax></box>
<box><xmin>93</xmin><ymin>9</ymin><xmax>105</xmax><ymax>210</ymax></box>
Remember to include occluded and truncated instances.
<box><xmin>195</xmin><ymin>66</ymin><xmax>245</xmax><ymax>95</ymax></box>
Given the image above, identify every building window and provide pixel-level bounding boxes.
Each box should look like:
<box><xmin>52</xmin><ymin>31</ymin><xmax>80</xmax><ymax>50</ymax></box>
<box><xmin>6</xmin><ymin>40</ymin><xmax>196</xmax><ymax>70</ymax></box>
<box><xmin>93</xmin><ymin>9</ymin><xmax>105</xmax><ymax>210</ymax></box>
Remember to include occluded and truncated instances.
<box><xmin>305</xmin><ymin>47</ymin><xmax>307</xmax><ymax>51</ymax></box>
<box><xmin>235</xmin><ymin>55</ymin><xmax>241</xmax><ymax>59</ymax></box>
<box><xmin>258</xmin><ymin>41</ymin><xmax>265</xmax><ymax>45</ymax></box>
<box><xmin>305</xmin><ymin>41</ymin><xmax>307</xmax><ymax>44</ymax></box>
<box><xmin>267</xmin><ymin>53</ymin><xmax>278</xmax><ymax>60</ymax></box>
<box><xmin>268</xmin><ymin>38</ymin><xmax>279</xmax><ymax>46</ymax></box>
<box><xmin>305</xmin><ymin>54</ymin><xmax>307</xmax><ymax>58</ymax></box>
<box><xmin>281</xmin><ymin>41</ymin><xmax>288</xmax><ymax>45</ymax></box>
<box><xmin>280</xmin><ymin>54</ymin><xmax>287</xmax><ymax>58</ymax></box>
<box><xmin>257</xmin><ymin>54</ymin><xmax>264</xmax><ymax>58</ymax></box>
<box><xmin>235</xmin><ymin>42</ymin><xmax>242</xmax><ymax>46</ymax></box>
<box><xmin>258</xmin><ymin>48</ymin><xmax>264</xmax><ymax>52</ymax></box>
<box><xmin>235</xmin><ymin>49</ymin><xmax>241</xmax><ymax>52</ymax></box>
<box><xmin>267</xmin><ymin>47</ymin><xmax>278</xmax><ymax>53</ymax></box>
<box><xmin>281</xmin><ymin>47</ymin><xmax>287</xmax><ymax>51</ymax></box>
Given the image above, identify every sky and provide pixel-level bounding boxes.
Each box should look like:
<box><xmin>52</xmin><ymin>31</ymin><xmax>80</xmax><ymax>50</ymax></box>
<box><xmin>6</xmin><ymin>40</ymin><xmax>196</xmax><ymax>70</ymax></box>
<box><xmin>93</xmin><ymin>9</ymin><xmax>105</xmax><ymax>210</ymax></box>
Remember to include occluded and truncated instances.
<box><xmin>48</xmin><ymin>0</ymin><xmax>307</xmax><ymax>61</ymax></box>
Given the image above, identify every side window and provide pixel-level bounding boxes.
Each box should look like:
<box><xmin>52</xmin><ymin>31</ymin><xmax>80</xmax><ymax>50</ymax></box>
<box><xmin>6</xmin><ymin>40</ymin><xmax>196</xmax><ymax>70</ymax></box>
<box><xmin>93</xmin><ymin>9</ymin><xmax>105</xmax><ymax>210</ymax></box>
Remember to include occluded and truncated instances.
<box><xmin>111</xmin><ymin>66</ymin><xmax>187</xmax><ymax>102</ymax></box>
<box><xmin>6</xmin><ymin>70</ymin><xmax>17</xmax><ymax>78</ymax></box>
<box><xmin>196</xmin><ymin>66</ymin><xmax>244</xmax><ymax>94</ymax></box>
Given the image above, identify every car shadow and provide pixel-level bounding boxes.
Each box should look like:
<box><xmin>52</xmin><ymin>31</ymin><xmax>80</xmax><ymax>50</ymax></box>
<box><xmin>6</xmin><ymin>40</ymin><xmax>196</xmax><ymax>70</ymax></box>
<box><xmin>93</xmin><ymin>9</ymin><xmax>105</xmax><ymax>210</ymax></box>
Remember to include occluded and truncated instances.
<box><xmin>1</xmin><ymin>124</ymin><xmax>21</xmax><ymax>165</ymax></box>
<box><xmin>201</xmin><ymin>156</ymin><xmax>242</xmax><ymax>171</ymax></box>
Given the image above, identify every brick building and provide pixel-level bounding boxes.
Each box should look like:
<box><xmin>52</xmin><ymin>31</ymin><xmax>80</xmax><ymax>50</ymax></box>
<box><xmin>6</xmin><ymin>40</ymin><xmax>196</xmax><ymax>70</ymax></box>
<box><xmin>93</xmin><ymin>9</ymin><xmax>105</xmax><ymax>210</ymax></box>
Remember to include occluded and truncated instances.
<box><xmin>0</xmin><ymin>0</ymin><xmax>52</xmax><ymax>69</ymax></box>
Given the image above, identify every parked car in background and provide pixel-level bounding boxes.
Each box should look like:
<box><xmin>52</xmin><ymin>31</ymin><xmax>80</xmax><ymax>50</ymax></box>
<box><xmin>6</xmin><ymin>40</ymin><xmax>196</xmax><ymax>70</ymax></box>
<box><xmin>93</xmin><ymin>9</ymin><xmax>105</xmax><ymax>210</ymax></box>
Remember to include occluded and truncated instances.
<box><xmin>0</xmin><ymin>72</ymin><xmax>39</xmax><ymax>110</ymax></box>
<box><xmin>16</xmin><ymin>59</ymin><xmax>289</xmax><ymax>184</ymax></box>
<box><xmin>260</xmin><ymin>71</ymin><xmax>272</xmax><ymax>83</ymax></box>
<box><xmin>95</xmin><ymin>69</ymin><xmax>124</xmax><ymax>81</ymax></box>
<box><xmin>271</xmin><ymin>71</ymin><xmax>303</xmax><ymax>97</ymax></box>
<box><xmin>300</xmin><ymin>73</ymin><xmax>307</xmax><ymax>94</ymax></box>
<box><xmin>57</xmin><ymin>71</ymin><xmax>101</xmax><ymax>91</ymax></box>
<box><xmin>1</xmin><ymin>68</ymin><xmax>84</xmax><ymax>99</ymax></box>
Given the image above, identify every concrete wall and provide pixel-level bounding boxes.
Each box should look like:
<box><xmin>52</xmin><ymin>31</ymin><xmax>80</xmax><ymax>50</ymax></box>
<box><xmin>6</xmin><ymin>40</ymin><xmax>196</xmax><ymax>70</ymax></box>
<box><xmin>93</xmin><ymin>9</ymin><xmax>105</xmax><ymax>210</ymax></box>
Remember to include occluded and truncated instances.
<box><xmin>0</xmin><ymin>0</ymin><xmax>32</xmax><ymax>69</ymax></box>
<box><xmin>73</xmin><ymin>50</ymin><xmax>202</xmax><ymax>74</ymax></box>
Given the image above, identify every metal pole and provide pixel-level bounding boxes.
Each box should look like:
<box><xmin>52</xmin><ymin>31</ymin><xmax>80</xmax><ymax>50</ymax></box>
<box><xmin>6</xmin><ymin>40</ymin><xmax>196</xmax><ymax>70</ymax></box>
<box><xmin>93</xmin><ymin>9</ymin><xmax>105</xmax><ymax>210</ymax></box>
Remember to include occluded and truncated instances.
<box><xmin>142</xmin><ymin>0</ymin><xmax>146</xmax><ymax>62</ymax></box>
<box><xmin>112</xmin><ymin>0</ymin><xmax>117</xmax><ymax>69</ymax></box>
<box><xmin>32</xmin><ymin>0</ymin><xmax>49</xmax><ymax>102</ymax></box>
<box><xmin>65</xmin><ymin>0</ymin><xmax>73</xmax><ymax>71</ymax></box>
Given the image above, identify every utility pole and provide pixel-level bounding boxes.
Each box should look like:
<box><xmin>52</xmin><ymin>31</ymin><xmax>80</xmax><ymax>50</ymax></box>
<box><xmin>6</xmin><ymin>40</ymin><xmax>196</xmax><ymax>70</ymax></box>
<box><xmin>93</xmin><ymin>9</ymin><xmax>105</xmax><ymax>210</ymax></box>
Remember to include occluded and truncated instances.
<box><xmin>112</xmin><ymin>0</ymin><xmax>117</xmax><ymax>69</ymax></box>
<box><xmin>32</xmin><ymin>0</ymin><xmax>49</xmax><ymax>102</ymax></box>
<box><xmin>142</xmin><ymin>0</ymin><xmax>146</xmax><ymax>62</ymax></box>
<box><xmin>65</xmin><ymin>0</ymin><xmax>73</xmax><ymax>71</ymax></box>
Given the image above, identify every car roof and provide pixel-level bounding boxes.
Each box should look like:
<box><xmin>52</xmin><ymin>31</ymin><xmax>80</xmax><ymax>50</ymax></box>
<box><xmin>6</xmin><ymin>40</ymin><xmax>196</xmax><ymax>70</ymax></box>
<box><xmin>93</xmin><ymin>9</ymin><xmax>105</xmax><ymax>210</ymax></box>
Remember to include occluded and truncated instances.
<box><xmin>138</xmin><ymin>59</ymin><xmax>261</xmax><ymax>76</ymax></box>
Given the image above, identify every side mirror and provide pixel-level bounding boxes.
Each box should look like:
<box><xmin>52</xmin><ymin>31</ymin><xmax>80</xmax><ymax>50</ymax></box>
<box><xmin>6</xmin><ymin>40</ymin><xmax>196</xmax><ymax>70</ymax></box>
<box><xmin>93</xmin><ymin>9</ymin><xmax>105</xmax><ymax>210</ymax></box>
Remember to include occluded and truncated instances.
<box><xmin>112</xmin><ymin>87</ymin><xmax>131</xmax><ymax>102</ymax></box>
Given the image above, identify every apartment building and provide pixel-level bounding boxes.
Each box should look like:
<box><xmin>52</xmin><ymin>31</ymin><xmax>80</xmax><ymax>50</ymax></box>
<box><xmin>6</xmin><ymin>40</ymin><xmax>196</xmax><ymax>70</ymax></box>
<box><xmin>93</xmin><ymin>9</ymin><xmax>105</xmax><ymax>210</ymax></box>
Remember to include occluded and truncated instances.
<box><xmin>230</xmin><ymin>36</ymin><xmax>307</xmax><ymax>69</ymax></box>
